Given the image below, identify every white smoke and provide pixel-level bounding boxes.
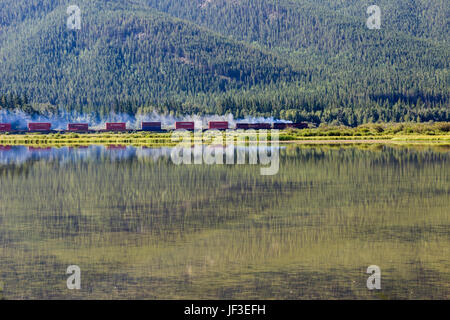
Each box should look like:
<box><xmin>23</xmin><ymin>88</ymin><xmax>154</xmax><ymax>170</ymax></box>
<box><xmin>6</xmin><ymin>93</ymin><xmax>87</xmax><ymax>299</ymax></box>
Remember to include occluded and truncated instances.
<box><xmin>236</xmin><ymin>116</ymin><xmax>292</xmax><ymax>124</ymax></box>
<box><xmin>0</xmin><ymin>109</ymin><xmax>291</xmax><ymax>130</ymax></box>
<box><xmin>0</xmin><ymin>109</ymin><xmax>98</xmax><ymax>130</ymax></box>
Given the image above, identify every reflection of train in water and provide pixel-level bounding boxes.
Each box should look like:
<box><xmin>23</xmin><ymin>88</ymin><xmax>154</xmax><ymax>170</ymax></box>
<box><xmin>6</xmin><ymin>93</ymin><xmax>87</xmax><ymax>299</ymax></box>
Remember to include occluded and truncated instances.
<box><xmin>0</xmin><ymin>121</ymin><xmax>308</xmax><ymax>133</ymax></box>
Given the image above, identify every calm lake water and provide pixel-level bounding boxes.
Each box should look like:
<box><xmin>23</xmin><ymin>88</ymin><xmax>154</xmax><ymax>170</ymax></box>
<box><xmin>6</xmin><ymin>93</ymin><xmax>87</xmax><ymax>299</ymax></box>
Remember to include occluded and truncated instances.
<box><xmin>0</xmin><ymin>144</ymin><xmax>448</xmax><ymax>299</ymax></box>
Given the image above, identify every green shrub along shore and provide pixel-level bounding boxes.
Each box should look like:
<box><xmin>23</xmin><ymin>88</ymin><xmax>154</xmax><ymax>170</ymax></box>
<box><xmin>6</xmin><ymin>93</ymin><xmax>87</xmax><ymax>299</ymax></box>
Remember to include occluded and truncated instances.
<box><xmin>0</xmin><ymin>122</ymin><xmax>449</xmax><ymax>146</ymax></box>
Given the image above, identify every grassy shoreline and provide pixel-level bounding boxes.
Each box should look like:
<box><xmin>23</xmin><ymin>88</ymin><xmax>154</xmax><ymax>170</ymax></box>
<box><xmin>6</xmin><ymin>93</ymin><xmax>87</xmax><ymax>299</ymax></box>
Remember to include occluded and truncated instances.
<box><xmin>1</xmin><ymin>123</ymin><xmax>449</xmax><ymax>146</ymax></box>
<box><xmin>0</xmin><ymin>134</ymin><xmax>448</xmax><ymax>147</ymax></box>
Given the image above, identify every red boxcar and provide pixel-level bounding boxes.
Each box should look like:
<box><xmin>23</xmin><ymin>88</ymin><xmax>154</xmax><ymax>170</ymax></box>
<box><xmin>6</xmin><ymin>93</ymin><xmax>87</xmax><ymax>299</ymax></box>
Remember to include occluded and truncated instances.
<box><xmin>175</xmin><ymin>122</ymin><xmax>195</xmax><ymax>130</ymax></box>
<box><xmin>68</xmin><ymin>123</ymin><xmax>89</xmax><ymax>131</ymax></box>
<box><xmin>208</xmin><ymin>121</ymin><xmax>229</xmax><ymax>130</ymax></box>
<box><xmin>28</xmin><ymin>123</ymin><xmax>51</xmax><ymax>131</ymax></box>
<box><xmin>0</xmin><ymin>123</ymin><xmax>12</xmax><ymax>131</ymax></box>
<box><xmin>106</xmin><ymin>123</ymin><xmax>127</xmax><ymax>131</ymax></box>
<box><xmin>141</xmin><ymin>122</ymin><xmax>162</xmax><ymax>131</ymax></box>
<box><xmin>236</xmin><ymin>123</ymin><xmax>271</xmax><ymax>130</ymax></box>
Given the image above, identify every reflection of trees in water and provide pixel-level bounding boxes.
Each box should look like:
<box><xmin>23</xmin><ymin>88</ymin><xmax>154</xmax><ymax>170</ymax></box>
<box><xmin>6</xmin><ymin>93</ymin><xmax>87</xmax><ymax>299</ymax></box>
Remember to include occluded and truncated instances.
<box><xmin>0</xmin><ymin>145</ymin><xmax>448</xmax><ymax>299</ymax></box>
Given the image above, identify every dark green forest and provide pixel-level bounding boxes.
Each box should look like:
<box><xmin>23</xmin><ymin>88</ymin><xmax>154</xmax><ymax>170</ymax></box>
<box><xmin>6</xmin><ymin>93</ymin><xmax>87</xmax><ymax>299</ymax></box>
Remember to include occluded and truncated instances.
<box><xmin>0</xmin><ymin>0</ymin><xmax>448</xmax><ymax>125</ymax></box>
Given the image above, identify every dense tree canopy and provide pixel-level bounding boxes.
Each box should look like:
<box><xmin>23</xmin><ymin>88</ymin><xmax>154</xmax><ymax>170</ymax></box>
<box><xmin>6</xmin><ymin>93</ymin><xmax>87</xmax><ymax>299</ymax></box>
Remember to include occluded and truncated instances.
<box><xmin>0</xmin><ymin>0</ymin><xmax>448</xmax><ymax>125</ymax></box>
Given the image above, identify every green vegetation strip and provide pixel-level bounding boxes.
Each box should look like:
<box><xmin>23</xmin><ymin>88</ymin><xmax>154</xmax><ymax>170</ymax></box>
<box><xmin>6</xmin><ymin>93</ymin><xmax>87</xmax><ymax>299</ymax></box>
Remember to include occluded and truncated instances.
<box><xmin>0</xmin><ymin>123</ymin><xmax>449</xmax><ymax>146</ymax></box>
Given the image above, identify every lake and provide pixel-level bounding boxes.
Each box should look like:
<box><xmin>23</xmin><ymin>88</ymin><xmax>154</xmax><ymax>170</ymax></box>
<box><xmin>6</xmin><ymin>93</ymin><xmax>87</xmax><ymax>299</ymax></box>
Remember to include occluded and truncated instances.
<box><xmin>0</xmin><ymin>144</ymin><xmax>448</xmax><ymax>299</ymax></box>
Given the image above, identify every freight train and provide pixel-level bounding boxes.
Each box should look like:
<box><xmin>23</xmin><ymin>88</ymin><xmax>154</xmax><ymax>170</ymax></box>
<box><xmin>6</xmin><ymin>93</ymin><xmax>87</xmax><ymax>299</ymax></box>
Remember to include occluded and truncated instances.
<box><xmin>0</xmin><ymin>121</ymin><xmax>308</xmax><ymax>133</ymax></box>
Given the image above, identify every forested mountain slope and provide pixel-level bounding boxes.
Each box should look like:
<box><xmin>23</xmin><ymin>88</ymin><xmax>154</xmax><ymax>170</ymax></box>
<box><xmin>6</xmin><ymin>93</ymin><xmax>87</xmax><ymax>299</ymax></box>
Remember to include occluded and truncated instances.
<box><xmin>0</xmin><ymin>0</ymin><xmax>448</xmax><ymax>124</ymax></box>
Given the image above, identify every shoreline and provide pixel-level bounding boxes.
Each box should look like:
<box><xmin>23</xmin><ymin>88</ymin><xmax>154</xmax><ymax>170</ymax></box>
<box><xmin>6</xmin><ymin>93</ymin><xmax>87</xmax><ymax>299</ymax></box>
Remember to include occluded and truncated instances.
<box><xmin>0</xmin><ymin>132</ymin><xmax>449</xmax><ymax>147</ymax></box>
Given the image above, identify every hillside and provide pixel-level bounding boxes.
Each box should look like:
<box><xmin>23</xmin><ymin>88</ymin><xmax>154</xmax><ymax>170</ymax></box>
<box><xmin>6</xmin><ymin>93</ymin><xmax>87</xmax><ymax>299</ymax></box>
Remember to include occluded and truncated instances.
<box><xmin>0</xmin><ymin>0</ymin><xmax>448</xmax><ymax>124</ymax></box>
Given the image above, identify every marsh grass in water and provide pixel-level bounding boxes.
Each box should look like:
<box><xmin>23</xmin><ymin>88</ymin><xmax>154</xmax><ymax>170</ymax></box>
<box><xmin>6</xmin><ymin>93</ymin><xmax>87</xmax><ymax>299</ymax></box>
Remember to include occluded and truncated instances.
<box><xmin>0</xmin><ymin>145</ymin><xmax>448</xmax><ymax>299</ymax></box>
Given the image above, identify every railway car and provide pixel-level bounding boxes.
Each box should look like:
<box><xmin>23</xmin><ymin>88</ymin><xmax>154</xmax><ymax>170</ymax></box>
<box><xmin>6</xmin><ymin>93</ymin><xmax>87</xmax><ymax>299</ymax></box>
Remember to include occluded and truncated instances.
<box><xmin>141</xmin><ymin>122</ymin><xmax>162</xmax><ymax>131</ymax></box>
<box><xmin>28</xmin><ymin>123</ymin><xmax>51</xmax><ymax>132</ymax></box>
<box><xmin>0</xmin><ymin>123</ymin><xmax>12</xmax><ymax>132</ymax></box>
<box><xmin>236</xmin><ymin>123</ymin><xmax>250</xmax><ymax>130</ymax></box>
<box><xmin>106</xmin><ymin>123</ymin><xmax>127</xmax><ymax>131</ymax></box>
<box><xmin>255</xmin><ymin>123</ymin><xmax>271</xmax><ymax>130</ymax></box>
<box><xmin>273</xmin><ymin>123</ymin><xmax>285</xmax><ymax>129</ymax></box>
<box><xmin>236</xmin><ymin>123</ymin><xmax>271</xmax><ymax>130</ymax></box>
<box><xmin>68</xmin><ymin>123</ymin><xmax>89</xmax><ymax>132</ymax></box>
<box><xmin>273</xmin><ymin>122</ymin><xmax>308</xmax><ymax>130</ymax></box>
<box><xmin>6</xmin><ymin>118</ymin><xmax>309</xmax><ymax>134</ymax></box>
<box><xmin>208</xmin><ymin>121</ymin><xmax>229</xmax><ymax>130</ymax></box>
<box><xmin>175</xmin><ymin>122</ymin><xmax>195</xmax><ymax>130</ymax></box>
<box><xmin>288</xmin><ymin>122</ymin><xmax>308</xmax><ymax>129</ymax></box>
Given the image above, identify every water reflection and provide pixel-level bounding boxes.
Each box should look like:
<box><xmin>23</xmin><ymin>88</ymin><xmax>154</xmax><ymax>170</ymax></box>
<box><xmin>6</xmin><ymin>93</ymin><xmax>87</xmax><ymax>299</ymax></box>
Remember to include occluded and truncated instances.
<box><xmin>0</xmin><ymin>145</ymin><xmax>285</xmax><ymax>165</ymax></box>
<box><xmin>0</xmin><ymin>144</ymin><xmax>448</xmax><ymax>299</ymax></box>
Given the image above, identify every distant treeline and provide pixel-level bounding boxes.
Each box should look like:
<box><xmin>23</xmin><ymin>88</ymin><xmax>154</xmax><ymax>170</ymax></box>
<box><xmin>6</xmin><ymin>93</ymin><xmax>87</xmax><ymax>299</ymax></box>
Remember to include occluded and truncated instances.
<box><xmin>1</xmin><ymin>91</ymin><xmax>448</xmax><ymax>127</ymax></box>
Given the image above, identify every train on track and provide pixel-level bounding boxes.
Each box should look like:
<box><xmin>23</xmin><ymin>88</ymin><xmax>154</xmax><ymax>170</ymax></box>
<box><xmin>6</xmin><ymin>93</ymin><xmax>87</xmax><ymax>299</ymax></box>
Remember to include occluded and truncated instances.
<box><xmin>0</xmin><ymin>121</ymin><xmax>308</xmax><ymax>133</ymax></box>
